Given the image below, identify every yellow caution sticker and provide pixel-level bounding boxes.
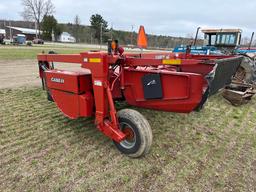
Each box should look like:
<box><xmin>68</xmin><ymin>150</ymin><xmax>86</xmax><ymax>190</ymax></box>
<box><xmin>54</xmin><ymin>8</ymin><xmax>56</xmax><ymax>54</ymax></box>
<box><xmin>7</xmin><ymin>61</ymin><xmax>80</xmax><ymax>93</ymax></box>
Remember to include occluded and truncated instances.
<box><xmin>162</xmin><ymin>59</ymin><xmax>181</xmax><ymax>65</ymax></box>
<box><xmin>89</xmin><ymin>58</ymin><xmax>101</xmax><ymax>63</ymax></box>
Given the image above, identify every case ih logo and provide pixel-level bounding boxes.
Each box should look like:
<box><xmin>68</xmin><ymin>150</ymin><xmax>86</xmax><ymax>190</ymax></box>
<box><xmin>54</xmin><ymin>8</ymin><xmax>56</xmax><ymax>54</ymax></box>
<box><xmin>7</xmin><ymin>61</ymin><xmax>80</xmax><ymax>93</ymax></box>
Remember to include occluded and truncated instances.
<box><xmin>51</xmin><ymin>77</ymin><xmax>64</xmax><ymax>84</ymax></box>
<box><xmin>147</xmin><ymin>79</ymin><xmax>157</xmax><ymax>86</ymax></box>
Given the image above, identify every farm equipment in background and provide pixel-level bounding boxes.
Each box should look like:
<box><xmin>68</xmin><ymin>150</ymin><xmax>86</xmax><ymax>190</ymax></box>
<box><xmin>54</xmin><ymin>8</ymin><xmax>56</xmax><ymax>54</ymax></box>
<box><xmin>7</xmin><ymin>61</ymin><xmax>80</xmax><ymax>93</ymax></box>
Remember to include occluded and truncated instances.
<box><xmin>11</xmin><ymin>34</ymin><xmax>27</xmax><ymax>45</ymax></box>
<box><xmin>0</xmin><ymin>30</ymin><xmax>5</xmax><ymax>45</ymax></box>
<box><xmin>0</xmin><ymin>29</ymin><xmax>5</xmax><ymax>44</ymax></box>
<box><xmin>33</xmin><ymin>38</ymin><xmax>44</xmax><ymax>44</ymax></box>
<box><xmin>37</xmin><ymin>39</ymin><xmax>243</xmax><ymax>157</ymax></box>
<box><xmin>173</xmin><ymin>28</ymin><xmax>256</xmax><ymax>105</ymax></box>
<box><xmin>0</xmin><ymin>34</ymin><xmax>4</xmax><ymax>45</ymax></box>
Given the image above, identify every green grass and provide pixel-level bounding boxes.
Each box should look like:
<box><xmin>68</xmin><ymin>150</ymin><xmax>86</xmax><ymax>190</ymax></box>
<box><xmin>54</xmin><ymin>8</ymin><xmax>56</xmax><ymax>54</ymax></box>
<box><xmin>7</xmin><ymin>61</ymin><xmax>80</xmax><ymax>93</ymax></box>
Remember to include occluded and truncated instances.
<box><xmin>0</xmin><ymin>88</ymin><xmax>256</xmax><ymax>191</ymax></box>
<box><xmin>0</xmin><ymin>45</ymin><xmax>91</xmax><ymax>60</ymax></box>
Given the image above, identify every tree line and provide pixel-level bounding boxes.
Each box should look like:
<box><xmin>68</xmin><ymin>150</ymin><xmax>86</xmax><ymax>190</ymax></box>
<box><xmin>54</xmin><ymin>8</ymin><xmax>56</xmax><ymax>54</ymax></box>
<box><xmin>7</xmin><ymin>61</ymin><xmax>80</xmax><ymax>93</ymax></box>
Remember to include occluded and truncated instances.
<box><xmin>41</xmin><ymin>14</ymin><xmax>200</xmax><ymax>48</ymax></box>
<box><xmin>2</xmin><ymin>0</ymin><xmax>251</xmax><ymax>47</ymax></box>
<box><xmin>18</xmin><ymin>0</ymin><xmax>202</xmax><ymax>47</ymax></box>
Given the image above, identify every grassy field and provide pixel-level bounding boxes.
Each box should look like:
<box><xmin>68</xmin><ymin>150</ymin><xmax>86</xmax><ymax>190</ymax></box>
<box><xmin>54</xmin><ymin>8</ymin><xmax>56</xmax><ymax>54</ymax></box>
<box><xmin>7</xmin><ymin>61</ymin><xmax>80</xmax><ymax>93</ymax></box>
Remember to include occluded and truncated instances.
<box><xmin>0</xmin><ymin>44</ymin><xmax>148</xmax><ymax>60</ymax></box>
<box><xmin>1</xmin><ymin>88</ymin><xmax>256</xmax><ymax>191</ymax></box>
<box><xmin>0</xmin><ymin>44</ymin><xmax>256</xmax><ymax>191</ymax></box>
<box><xmin>0</xmin><ymin>45</ymin><xmax>91</xmax><ymax>60</ymax></box>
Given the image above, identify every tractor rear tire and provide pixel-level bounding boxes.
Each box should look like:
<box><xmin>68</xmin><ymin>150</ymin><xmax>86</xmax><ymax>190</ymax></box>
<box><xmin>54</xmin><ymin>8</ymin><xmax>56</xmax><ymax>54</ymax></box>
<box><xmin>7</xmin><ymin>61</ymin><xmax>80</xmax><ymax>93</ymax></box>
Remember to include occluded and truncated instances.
<box><xmin>113</xmin><ymin>109</ymin><xmax>152</xmax><ymax>158</ymax></box>
<box><xmin>236</xmin><ymin>56</ymin><xmax>256</xmax><ymax>82</ymax></box>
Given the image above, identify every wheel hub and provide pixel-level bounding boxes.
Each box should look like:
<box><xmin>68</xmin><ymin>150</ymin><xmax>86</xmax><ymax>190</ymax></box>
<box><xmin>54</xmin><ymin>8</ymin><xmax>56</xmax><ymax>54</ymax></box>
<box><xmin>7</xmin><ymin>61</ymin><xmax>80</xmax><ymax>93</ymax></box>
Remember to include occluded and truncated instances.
<box><xmin>119</xmin><ymin>122</ymin><xmax>136</xmax><ymax>149</ymax></box>
<box><xmin>123</xmin><ymin>127</ymin><xmax>135</xmax><ymax>141</ymax></box>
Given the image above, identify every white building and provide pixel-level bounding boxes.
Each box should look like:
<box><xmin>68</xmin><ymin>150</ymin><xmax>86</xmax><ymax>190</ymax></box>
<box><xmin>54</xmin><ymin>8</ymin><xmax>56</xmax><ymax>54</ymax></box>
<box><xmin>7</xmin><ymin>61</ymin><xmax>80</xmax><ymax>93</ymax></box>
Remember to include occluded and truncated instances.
<box><xmin>58</xmin><ymin>32</ymin><xmax>76</xmax><ymax>43</ymax></box>
<box><xmin>0</xmin><ymin>29</ymin><xmax>6</xmax><ymax>35</ymax></box>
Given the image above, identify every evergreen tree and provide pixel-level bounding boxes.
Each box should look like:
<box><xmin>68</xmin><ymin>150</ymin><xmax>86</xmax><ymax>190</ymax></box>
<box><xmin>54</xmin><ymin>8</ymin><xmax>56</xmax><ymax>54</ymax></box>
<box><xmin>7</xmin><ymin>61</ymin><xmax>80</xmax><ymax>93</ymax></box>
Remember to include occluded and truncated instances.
<box><xmin>90</xmin><ymin>14</ymin><xmax>108</xmax><ymax>43</ymax></box>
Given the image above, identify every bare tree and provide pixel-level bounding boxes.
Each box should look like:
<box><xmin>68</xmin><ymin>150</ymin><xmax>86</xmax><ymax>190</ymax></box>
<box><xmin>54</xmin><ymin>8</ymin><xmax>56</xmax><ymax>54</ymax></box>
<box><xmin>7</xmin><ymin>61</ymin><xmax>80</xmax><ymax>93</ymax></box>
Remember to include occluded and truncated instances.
<box><xmin>21</xmin><ymin>0</ymin><xmax>55</xmax><ymax>37</ymax></box>
<box><xmin>74</xmin><ymin>15</ymin><xmax>81</xmax><ymax>26</ymax></box>
<box><xmin>73</xmin><ymin>15</ymin><xmax>81</xmax><ymax>42</ymax></box>
<box><xmin>241</xmin><ymin>37</ymin><xmax>250</xmax><ymax>46</ymax></box>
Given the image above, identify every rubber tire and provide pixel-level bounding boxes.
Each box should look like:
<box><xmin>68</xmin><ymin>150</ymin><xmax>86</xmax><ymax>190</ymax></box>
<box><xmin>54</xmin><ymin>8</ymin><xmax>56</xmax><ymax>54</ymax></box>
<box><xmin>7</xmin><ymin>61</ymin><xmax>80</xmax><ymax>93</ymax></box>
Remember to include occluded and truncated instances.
<box><xmin>113</xmin><ymin>109</ymin><xmax>152</xmax><ymax>158</ymax></box>
<box><xmin>239</xmin><ymin>56</ymin><xmax>256</xmax><ymax>82</ymax></box>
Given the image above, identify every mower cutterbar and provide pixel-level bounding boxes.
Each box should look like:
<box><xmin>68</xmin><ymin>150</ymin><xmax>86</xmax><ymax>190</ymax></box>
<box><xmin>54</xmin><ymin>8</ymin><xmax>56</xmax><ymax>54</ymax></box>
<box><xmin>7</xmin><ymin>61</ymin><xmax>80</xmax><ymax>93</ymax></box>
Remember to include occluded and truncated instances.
<box><xmin>38</xmin><ymin>51</ymin><xmax>242</xmax><ymax>157</ymax></box>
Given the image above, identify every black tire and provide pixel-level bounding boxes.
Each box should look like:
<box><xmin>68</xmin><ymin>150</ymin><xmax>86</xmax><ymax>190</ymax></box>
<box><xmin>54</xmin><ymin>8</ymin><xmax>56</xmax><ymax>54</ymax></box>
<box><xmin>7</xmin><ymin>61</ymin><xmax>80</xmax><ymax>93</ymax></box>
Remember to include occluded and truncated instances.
<box><xmin>237</xmin><ymin>56</ymin><xmax>256</xmax><ymax>82</ymax></box>
<box><xmin>113</xmin><ymin>109</ymin><xmax>152</xmax><ymax>158</ymax></box>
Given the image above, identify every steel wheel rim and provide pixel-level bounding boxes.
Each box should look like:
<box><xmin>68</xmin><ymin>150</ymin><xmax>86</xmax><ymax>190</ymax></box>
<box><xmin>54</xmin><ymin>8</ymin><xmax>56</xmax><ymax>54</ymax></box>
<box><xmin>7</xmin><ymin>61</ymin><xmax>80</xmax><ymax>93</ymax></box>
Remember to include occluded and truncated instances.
<box><xmin>119</xmin><ymin>122</ymin><xmax>136</xmax><ymax>149</ymax></box>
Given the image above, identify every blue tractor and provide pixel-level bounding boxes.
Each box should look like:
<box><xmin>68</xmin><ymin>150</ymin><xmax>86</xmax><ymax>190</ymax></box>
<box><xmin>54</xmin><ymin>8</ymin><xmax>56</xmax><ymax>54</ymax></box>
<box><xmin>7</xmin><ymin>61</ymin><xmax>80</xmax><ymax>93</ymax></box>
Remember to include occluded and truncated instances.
<box><xmin>174</xmin><ymin>28</ymin><xmax>256</xmax><ymax>83</ymax></box>
<box><xmin>174</xmin><ymin>28</ymin><xmax>256</xmax><ymax>105</ymax></box>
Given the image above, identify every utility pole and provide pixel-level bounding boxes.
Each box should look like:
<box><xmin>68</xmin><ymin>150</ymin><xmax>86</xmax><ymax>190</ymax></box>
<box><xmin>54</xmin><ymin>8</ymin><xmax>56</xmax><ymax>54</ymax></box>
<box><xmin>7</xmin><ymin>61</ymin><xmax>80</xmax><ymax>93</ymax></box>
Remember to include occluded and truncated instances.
<box><xmin>131</xmin><ymin>25</ymin><xmax>134</xmax><ymax>45</ymax></box>
<box><xmin>3</xmin><ymin>20</ymin><xmax>6</xmax><ymax>39</ymax></box>
<box><xmin>100</xmin><ymin>23</ymin><xmax>103</xmax><ymax>50</ymax></box>
<box><xmin>35</xmin><ymin>21</ymin><xmax>38</xmax><ymax>38</ymax></box>
<box><xmin>9</xmin><ymin>21</ymin><xmax>12</xmax><ymax>41</ymax></box>
<box><xmin>155</xmin><ymin>34</ymin><xmax>158</xmax><ymax>48</ymax></box>
<box><xmin>51</xmin><ymin>29</ymin><xmax>55</xmax><ymax>42</ymax></box>
<box><xmin>110</xmin><ymin>23</ymin><xmax>113</xmax><ymax>39</ymax></box>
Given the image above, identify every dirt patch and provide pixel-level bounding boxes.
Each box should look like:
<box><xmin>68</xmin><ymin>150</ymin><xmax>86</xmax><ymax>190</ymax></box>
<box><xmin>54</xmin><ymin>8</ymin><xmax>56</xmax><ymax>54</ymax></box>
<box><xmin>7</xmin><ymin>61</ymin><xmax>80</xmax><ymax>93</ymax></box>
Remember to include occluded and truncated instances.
<box><xmin>0</xmin><ymin>59</ymin><xmax>84</xmax><ymax>89</ymax></box>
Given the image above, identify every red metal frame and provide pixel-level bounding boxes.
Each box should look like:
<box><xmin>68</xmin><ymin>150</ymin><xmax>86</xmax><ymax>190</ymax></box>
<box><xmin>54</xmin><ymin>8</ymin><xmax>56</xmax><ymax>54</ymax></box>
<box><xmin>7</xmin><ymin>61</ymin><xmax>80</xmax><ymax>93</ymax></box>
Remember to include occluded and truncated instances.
<box><xmin>37</xmin><ymin>51</ymin><xmax>220</xmax><ymax>143</ymax></box>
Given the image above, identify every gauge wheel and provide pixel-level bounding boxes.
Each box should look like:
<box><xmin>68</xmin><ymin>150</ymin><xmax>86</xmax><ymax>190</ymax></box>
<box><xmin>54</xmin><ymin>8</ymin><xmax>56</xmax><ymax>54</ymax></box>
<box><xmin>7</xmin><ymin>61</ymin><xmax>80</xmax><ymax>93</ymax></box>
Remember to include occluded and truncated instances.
<box><xmin>113</xmin><ymin>109</ymin><xmax>152</xmax><ymax>158</ymax></box>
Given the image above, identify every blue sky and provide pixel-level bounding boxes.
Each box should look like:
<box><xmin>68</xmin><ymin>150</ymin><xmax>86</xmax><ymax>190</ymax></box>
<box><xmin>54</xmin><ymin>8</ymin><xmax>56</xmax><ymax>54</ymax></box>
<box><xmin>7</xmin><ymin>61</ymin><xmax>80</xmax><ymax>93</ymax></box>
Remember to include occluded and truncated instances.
<box><xmin>0</xmin><ymin>0</ymin><xmax>255</xmax><ymax>37</ymax></box>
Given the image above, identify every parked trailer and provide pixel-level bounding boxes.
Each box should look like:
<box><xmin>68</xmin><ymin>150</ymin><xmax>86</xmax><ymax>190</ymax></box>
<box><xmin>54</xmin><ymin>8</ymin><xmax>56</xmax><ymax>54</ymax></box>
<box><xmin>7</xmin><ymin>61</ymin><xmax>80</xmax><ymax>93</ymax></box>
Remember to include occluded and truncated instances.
<box><xmin>38</xmin><ymin>44</ymin><xmax>242</xmax><ymax>157</ymax></box>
